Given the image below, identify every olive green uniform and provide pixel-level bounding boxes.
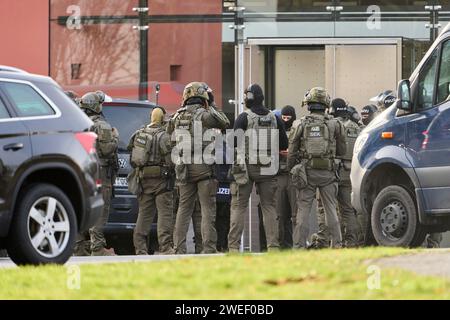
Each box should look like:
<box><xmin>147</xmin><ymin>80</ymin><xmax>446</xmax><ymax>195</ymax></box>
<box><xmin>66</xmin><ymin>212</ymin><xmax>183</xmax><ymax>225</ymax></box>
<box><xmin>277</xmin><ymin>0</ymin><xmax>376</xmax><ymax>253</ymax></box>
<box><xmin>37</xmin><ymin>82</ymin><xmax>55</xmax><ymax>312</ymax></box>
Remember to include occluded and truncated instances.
<box><xmin>288</xmin><ymin>112</ymin><xmax>346</xmax><ymax>248</ymax></box>
<box><xmin>228</xmin><ymin>111</ymin><xmax>280</xmax><ymax>252</ymax></box>
<box><xmin>75</xmin><ymin>114</ymin><xmax>119</xmax><ymax>254</ymax></box>
<box><xmin>169</xmin><ymin>103</ymin><xmax>230</xmax><ymax>254</ymax></box>
<box><xmin>129</xmin><ymin>123</ymin><xmax>175</xmax><ymax>255</ymax></box>
<box><xmin>313</xmin><ymin>118</ymin><xmax>362</xmax><ymax>248</ymax></box>
<box><xmin>173</xmin><ymin>191</ymin><xmax>203</xmax><ymax>254</ymax></box>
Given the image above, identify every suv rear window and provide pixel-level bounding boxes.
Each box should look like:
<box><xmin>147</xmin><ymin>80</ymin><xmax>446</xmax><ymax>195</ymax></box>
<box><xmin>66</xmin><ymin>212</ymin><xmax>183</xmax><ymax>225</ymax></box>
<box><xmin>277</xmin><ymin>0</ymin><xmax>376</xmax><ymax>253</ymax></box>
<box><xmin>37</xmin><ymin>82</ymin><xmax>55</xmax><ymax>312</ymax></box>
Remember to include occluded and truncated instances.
<box><xmin>102</xmin><ymin>104</ymin><xmax>155</xmax><ymax>151</ymax></box>
<box><xmin>1</xmin><ymin>82</ymin><xmax>55</xmax><ymax>117</ymax></box>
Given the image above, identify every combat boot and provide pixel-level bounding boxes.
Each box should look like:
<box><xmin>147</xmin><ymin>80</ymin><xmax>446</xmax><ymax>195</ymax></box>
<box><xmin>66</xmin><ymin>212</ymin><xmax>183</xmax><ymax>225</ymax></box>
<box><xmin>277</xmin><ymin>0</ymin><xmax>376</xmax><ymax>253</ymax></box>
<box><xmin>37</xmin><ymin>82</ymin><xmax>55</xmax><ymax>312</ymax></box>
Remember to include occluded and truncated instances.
<box><xmin>73</xmin><ymin>241</ymin><xmax>91</xmax><ymax>256</ymax></box>
<box><xmin>91</xmin><ymin>247</ymin><xmax>116</xmax><ymax>256</ymax></box>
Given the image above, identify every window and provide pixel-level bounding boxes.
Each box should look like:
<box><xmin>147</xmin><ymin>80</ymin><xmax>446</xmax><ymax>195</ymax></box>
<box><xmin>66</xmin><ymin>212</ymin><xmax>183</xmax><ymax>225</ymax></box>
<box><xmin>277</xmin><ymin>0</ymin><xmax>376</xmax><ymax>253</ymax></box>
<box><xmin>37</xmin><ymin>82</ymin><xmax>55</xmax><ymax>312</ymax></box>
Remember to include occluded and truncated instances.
<box><xmin>417</xmin><ymin>48</ymin><xmax>439</xmax><ymax>110</ymax></box>
<box><xmin>1</xmin><ymin>82</ymin><xmax>55</xmax><ymax>117</ymax></box>
<box><xmin>102</xmin><ymin>105</ymin><xmax>154</xmax><ymax>151</ymax></box>
<box><xmin>0</xmin><ymin>98</ymin><xmax>10</xmax><ymax>119</ymax></box>
<box><xmin>437</xmin><ymin>41</ymin><xmax>450</xmax><ymax>105</ymax></box>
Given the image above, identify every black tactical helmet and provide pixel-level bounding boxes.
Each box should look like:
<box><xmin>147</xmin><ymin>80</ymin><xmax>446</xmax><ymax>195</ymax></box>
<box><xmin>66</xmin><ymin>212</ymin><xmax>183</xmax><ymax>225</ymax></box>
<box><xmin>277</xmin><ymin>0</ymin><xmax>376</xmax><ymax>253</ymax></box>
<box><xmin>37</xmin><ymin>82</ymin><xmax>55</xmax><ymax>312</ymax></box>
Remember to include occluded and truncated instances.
<box><xmin>347</xmin><ymin>106</ymin><xmax>361</xmax><ymax>123</ymax></box>
<box><xmin>244</xmin><ymin>84</ymin><xmax>264</xmax><ymax>107</ymax></box>
<box><xmin>361</xmin><ymin>104</ymin><xmax>378</xmax><ymax>126</ymax></box>
<box><xmin>329</xmin><ymin>98</ymin><xmax>349</xmax><ymax>118</ymax></box>
<box><xmin>370</xmin><ymin>90</ymin><xmax>396</xmax><ymax>111</ymax></box>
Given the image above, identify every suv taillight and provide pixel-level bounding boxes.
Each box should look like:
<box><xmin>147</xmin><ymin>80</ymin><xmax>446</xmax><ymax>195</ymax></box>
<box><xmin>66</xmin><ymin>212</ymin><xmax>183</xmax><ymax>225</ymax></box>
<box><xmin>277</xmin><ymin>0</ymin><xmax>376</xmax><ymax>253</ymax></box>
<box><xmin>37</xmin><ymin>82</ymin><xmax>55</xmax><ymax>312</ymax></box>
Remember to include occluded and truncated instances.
<box><xmin>75</xmin><ymin>132</ymin><xmax>97</xmax><ymax>154</ymax></box>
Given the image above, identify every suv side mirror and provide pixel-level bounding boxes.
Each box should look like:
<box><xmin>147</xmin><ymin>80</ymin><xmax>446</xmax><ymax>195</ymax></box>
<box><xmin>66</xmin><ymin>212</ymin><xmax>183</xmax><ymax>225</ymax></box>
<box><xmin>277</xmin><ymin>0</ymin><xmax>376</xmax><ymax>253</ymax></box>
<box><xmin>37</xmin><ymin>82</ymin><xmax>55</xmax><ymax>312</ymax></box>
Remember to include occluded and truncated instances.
<box><xmin>398</xmin><ymin>79</ymin><xmax>412</xmax><ymax>111</ymax></box>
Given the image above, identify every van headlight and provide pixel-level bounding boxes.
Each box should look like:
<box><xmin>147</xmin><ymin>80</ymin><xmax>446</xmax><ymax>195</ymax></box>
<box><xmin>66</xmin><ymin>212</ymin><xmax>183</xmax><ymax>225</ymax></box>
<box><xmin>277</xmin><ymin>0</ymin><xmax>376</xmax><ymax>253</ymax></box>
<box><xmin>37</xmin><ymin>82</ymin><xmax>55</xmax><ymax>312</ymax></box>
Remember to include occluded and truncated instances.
<box><xmin>354</xmin><ymin>133</ymin><xmax>368</xmax><ymax>155</ymax></box>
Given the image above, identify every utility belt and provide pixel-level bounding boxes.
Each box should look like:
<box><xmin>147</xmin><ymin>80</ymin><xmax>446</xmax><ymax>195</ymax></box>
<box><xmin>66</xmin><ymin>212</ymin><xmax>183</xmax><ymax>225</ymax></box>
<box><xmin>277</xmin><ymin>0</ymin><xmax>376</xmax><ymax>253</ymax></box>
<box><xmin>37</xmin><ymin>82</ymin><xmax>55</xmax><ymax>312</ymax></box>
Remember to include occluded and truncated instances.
<box><xmin>139</xmin><ymin>165</ymin><xmax>171</xmax><ymax>179</ymax></box>
<box><xmin>305</xmin><ymin>157</ymin><xmax>334</xmax><ymax>170</ymax></box>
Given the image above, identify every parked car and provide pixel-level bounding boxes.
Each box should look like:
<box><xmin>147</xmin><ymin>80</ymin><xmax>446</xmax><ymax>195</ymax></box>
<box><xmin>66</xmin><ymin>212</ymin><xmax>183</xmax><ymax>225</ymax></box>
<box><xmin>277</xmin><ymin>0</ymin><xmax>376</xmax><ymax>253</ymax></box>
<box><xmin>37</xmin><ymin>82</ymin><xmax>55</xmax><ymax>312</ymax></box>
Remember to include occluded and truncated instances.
<box><xmin>351</xmin><ymin>23</ymin><xmax>450</xmax><ymax>247</ymax></box>
<box><xmin>101</xmin><ymin>99</ymin><xmax>159</xmax><ymax>254</ymax></box>
<box><xmin>0</xmin><ymin>68</ymin><xmax>103</xmax><ymax>265</ymax></box>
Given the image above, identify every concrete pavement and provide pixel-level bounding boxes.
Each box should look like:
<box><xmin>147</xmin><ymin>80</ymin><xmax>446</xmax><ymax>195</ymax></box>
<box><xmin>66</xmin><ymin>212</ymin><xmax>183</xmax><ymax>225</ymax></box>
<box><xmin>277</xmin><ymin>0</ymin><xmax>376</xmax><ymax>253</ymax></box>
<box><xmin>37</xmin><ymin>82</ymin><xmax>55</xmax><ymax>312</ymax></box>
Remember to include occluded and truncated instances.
<box><xmin>0</xmin><ymin>253</ymin><xmax>225</xmax><ymax>269</ymax></box>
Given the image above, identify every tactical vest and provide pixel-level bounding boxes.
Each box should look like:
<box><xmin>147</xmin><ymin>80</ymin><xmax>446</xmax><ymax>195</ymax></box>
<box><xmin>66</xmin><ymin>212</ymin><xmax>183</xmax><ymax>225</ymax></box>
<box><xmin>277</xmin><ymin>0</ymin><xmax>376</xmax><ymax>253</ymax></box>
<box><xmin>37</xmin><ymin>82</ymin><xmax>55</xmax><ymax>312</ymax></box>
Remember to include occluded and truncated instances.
<box><xmin>90</xmin><ymin>115</ymin><xmax>118</xmax><ymax>163</ymax></box>
<box><xmin>298</xmin><ymin>114</ymin><xmax>337</xmax><ymax>170</ymax></box>
<box><xmin>131</xmin><ymin>125</ymin><xmax>166</xmax><ymax>168</ymax></box>
<box><xmin>340</xmin><ymin>119</ymin><xmax>361</xmax><ymax>162</ymax></box>
<box><xmin>245</xmin><ymin>110</ymin><xmax>278</xmax><ymax>165</ymax></box>
<box><xmin>173</xmin><ymin>104</ymin><xmax>208</xmax><ymax>153</ymax></box>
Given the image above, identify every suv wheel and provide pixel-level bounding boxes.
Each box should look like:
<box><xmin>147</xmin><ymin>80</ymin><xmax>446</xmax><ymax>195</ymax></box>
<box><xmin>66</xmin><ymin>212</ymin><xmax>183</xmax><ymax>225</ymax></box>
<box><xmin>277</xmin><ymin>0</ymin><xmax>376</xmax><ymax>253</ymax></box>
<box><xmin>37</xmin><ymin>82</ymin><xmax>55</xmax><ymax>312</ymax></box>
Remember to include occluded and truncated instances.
<box><xmin>371</xmin><ymin>185</ymin><xmax>426</xmax><ymax>247</ymax></box>
<box><xmin>7</xmin><ymin>184</ymin><xmax>77</xmax><ymax>265</ymax></box>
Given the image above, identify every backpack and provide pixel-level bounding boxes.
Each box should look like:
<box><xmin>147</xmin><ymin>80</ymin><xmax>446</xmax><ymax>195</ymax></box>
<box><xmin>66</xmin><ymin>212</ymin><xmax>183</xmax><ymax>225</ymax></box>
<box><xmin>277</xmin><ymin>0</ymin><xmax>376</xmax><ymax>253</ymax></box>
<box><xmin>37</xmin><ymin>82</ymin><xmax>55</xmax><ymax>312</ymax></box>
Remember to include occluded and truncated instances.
<box><xmin>301</xmin><ymin>115</ymin><xmax>333</xmax><ymax>159</ymax></box>
<box><xmin>91</xmin><ymin>117</ymin><xmax>118</xmax><ymax>160</ymax></box>
<box><xmin>245</xmin><ymin>110</ymin><xmax>278</xmax><ymax>165</ymax></box>
<box><xmin>131</xmin><ymin>126</ymin><xmax>165</xmax><ymax>168</ymax></box>
<box><xmin>173</xmin><ymin>105</ymin><xmax>207</xmax><ymax>154</ymax></box>
<box><xmin>341</xmin><ymin>119</ymin><xmax>361</xmax><ymax>161</ymax></box>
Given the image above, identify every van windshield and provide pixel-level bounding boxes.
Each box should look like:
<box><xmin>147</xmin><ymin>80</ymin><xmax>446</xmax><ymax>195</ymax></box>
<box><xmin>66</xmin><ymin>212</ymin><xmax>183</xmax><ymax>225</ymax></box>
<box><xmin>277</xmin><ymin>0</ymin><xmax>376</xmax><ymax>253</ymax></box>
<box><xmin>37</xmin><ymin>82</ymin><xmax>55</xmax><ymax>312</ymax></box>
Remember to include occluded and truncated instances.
<box><xmin>102</xmin><ymin>105</ymin><xmax>154</xmax><ymax>152</ymax></box>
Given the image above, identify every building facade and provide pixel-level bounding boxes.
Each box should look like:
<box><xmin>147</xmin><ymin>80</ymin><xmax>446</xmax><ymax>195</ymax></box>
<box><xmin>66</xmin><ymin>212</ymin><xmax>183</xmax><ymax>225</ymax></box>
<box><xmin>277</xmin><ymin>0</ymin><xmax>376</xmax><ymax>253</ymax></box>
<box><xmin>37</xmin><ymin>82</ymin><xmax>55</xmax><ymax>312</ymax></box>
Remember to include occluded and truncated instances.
<box><xmin>2</xmin><ymin>0</ymin><xmax>450</xmax><ymax>250</ymax></box>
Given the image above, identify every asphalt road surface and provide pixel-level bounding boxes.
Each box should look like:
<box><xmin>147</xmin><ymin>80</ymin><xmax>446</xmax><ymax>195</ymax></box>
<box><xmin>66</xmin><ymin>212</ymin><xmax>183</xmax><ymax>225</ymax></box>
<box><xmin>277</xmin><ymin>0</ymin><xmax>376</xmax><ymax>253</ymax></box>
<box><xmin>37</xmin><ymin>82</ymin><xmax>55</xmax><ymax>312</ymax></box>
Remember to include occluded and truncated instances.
<box><xmin>372</xmin><ymin>249</ymin><xmax>450</xmax><ymax>278</ymax></box>
<box><xmin>0</xmin><ymin>253</ymin><xmax>224</xmax><ymax>269</ymax></box>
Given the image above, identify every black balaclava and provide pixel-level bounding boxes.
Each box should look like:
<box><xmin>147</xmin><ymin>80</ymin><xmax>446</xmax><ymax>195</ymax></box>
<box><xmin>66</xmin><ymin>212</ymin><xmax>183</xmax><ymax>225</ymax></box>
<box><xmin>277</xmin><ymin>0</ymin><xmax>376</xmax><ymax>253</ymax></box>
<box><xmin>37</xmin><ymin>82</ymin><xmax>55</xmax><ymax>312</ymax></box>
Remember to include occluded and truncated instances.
<box><xmin>244</xmin><ymin>84</ymin><xmax>264</xmax><ymax>109</ymax></box>
<box><xmin>281</xmin><ymin>105</ymin><xmax>296</xmax><ymax>130</ymax></box>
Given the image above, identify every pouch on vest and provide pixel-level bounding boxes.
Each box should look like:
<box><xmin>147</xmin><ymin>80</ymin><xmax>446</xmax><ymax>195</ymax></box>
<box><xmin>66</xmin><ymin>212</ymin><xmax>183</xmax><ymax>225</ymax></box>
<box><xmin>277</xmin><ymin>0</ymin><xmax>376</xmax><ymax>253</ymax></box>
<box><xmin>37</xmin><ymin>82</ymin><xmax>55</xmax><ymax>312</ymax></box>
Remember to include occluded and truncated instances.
<box><xmin>142</xmin><ymin>166</ymin><xmax>161</xmax><ymax>178</ymax></box>
<box><xmin>303</xmin><ymin>121</ymin><xmax>330</xmax><ymax>158</ymax></box>
<box><xmin>127</xmin><ymin>168</ymin><xmax>141</xmax><ymax>195</ymax></box>
<box><xmin>309</xmin><ymin>158</ymin><xmax>333</xmax><ymax>170</ymax></box>
<box><xmin>290</xmin><ymin>162</ymin><xmax>308</xmax><ymax>189</ymax></box>
<box><xmin>231</xmin><ymin>163</ymin><xmax>249</xmax><ymax>185</ymax></box>
<box><xmin>131</xmin><ymin>129</ymin><xmax>155</xmax><ymax>168</ymax></box>
<box><xmin>175</xmin><ymin>163</ymin><xmax>188</xmax><ymax>184</ymax></box>
<box><xmin>97</xmin><ymin>122</ymin><xmax>117</xmax><ymax>159</ymax></box>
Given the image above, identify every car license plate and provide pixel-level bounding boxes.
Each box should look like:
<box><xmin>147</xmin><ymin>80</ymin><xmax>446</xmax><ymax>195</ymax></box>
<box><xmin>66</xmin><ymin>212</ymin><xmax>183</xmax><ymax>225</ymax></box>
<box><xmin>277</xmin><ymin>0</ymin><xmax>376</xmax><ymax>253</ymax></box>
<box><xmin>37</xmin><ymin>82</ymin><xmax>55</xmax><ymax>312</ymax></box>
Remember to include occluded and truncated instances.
<box><xmin>114</xmin><ymin>177</ymin><xmax>128</xmax><ymax>187</ymax></box>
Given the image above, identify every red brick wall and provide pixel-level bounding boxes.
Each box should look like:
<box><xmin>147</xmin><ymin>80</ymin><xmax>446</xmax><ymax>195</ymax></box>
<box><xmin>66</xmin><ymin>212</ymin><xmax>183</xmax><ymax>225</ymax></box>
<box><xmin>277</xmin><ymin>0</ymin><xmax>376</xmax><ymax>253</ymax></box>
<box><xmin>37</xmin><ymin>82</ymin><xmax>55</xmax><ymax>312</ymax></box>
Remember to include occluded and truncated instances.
<box><xmin>0</xmin><ymin>0</ymin><xmax>49</xmax><ymax>75</ymax></box>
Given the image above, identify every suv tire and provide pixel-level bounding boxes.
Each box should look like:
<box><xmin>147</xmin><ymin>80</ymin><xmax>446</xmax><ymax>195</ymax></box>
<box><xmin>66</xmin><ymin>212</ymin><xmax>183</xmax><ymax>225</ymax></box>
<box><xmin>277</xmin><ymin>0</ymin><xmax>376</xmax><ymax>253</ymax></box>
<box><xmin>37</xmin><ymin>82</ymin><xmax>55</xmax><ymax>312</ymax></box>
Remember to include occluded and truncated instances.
<box><xmin>371</xmin><ymin>185</ymin><xmax>426</xmax><ymax>247</ymax></box>
<box><xmin>7</xmin><ymin>183</ymin><xmax>77</xmax><ymax>265</ymax></box>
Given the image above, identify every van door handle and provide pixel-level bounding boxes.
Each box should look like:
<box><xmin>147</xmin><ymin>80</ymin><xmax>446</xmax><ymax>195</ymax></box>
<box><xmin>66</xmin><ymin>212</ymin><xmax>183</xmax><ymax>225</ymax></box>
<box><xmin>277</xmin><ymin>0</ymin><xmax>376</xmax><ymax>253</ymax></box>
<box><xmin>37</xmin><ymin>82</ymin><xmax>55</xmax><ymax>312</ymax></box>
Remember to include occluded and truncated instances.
<box><xmin>3</xmin><ymin>143</ymin><xmax>24</xmax><ymax>151</ymax></box>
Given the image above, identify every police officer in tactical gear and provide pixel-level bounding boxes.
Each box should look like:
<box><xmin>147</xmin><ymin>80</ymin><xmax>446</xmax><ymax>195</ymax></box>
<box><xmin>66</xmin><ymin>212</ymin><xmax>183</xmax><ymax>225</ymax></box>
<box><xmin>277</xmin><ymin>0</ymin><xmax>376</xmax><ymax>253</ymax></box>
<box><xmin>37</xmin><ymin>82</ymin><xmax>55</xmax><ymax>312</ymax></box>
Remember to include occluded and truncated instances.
<box><xmin>371</xmin><ymin>90</ymin><xmax>396</xmax><ymax>115</ymax></box>
<box><xmin>168</xmin><ymin>82</ymin><xmax>230</xmax><ymax>254</ymax></box>
<box><xmin>288</xmin><ymin>87</ymin><xmax>346</xmax><ymax>249</ymax></box>
<box><xmin>361</xmin><ymin>105</ymin><xmax>378</xmax><ymax>126</ymax></box>
<box><xmin>128</xmin><ymin>108</ymin><xmax>175</xmax><ymax>255</ymax></box>
<box><xmin>75</xmin><ymin>91</ymin><xmax>119</xmax><ymax>256</ymax></box>
<box><xmin>311</xmin><ymin>98</ymin><xmax>363</xmax><ymax>248</ymax></box>
<box><xmin>277</xmin><ymin>105</ymin><xmax>297</xmax><ymax>248</ymax></box>
<box><xmin>228</xmin><ymin>84</ymin><xmax>289</xmax><ymax>252</ymax></box>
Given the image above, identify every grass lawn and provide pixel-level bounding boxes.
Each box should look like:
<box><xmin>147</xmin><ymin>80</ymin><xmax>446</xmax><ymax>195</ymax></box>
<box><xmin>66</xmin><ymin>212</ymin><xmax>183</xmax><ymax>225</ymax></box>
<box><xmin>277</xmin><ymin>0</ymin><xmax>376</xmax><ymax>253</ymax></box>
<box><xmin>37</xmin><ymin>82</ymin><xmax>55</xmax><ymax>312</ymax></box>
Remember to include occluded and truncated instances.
<box><xmin>0</xmin><ymin>247</ymin><xmax>448</xmax><ymax>299</ymax></box>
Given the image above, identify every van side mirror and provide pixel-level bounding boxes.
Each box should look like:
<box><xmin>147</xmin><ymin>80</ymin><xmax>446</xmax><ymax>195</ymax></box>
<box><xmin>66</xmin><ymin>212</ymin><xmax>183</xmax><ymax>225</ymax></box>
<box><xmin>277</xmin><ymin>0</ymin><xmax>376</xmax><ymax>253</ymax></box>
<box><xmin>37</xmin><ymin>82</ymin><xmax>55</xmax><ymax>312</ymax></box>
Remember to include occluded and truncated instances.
<box><xmin>398</xmin><ymin>79</ymin><xmax>412</xmax><ymax>111</ymax></box>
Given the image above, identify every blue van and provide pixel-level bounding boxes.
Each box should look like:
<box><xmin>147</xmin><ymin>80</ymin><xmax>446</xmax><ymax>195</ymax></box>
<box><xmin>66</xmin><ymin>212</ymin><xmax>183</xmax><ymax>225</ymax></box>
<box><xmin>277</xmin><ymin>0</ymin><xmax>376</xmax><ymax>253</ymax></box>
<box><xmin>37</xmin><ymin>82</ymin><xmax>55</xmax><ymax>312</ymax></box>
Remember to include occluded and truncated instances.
<box><xmin>351</xmin><ymin>24</ymin><xmax>450</xmax><ymax>247</ymax></box>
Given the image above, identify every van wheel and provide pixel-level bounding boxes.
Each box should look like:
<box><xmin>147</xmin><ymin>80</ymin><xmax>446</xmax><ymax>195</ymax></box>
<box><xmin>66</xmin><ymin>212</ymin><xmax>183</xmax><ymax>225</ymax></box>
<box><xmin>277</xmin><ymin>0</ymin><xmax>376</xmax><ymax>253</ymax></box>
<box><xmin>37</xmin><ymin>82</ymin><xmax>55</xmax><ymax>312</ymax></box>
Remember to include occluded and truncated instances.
<box><xmin>371</xmin><ymin>185</ymin><xmax>426</xmax><ymax>247</ymax></box>
<box><xmin>7</xmin><ymin>184</ymin><xmax>77</xmax><ymax>265</ymax></box>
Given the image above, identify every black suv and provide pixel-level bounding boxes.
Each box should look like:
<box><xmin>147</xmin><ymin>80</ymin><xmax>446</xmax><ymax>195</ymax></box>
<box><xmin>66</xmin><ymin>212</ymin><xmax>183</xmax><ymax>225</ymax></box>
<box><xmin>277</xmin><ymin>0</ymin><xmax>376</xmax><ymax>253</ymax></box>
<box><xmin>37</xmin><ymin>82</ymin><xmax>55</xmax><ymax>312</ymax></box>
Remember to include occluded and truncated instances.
<box><xmin>0</xmin><ymin>69</ymin><xmax>103</xmax><ymax>265</ymax></box>
<box><xmin>102</xmin><ymin>99</ymin><xmax>159</xmax><ymax>254</ymax></box>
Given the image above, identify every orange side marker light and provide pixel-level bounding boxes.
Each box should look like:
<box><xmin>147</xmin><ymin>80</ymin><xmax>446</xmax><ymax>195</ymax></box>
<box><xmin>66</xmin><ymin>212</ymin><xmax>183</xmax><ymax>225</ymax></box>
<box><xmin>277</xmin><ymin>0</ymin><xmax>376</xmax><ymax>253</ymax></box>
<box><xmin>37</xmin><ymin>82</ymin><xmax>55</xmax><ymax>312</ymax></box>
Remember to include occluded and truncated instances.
<box><xmin>381</xmin><ymin>132</ymin><xmax>394</xmax><ymax>139</ymax></box>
